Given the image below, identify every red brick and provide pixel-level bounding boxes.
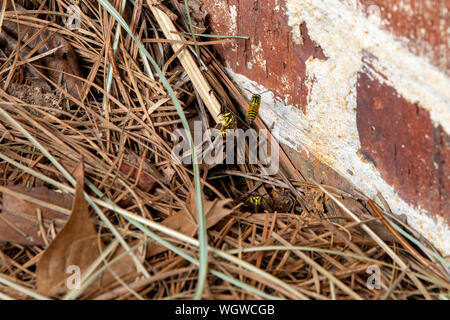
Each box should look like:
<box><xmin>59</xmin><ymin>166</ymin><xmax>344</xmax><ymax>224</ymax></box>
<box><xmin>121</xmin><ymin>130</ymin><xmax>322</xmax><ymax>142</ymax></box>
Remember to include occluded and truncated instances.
<box><xmin>357</xmin><ymin>70</ymin><xmax>449</xmax><ymax>223</ymax></box>
<box><xmin>200</xmin><ymin>0</ymin><xmax>325</xmax><ymax>110</ymax></box>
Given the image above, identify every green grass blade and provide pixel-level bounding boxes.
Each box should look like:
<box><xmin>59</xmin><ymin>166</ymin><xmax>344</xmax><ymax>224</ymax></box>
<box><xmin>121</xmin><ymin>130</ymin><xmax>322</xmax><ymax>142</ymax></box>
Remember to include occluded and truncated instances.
<box><xmin>90</xmin><ymin>0</ymin><xmax>208</xmax><ymax>300</ymax></box>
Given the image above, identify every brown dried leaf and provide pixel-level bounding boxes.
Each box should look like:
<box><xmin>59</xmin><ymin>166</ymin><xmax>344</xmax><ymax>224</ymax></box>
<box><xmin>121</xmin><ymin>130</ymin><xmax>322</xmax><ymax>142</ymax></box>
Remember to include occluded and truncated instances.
<box><xmin>119</xmin><ymin>154</ymin><xmax>157</xmax><ymax>192</ymax></box>
<box><xmin>36</xmin><ymin>161</ymin><xmax>100</xmax><ymax>296</ymax></box>
<box><xmin>36</xmin><ymin>161</ymin><xmax>139</xmax><ymax>297</ymax></box>
<box><xmin>0</xmin><ymin>185</ymin><xmax>71</xmax><ymax>246</ymax></box>
<box><xmin>147</xmin><ymin>192</ymin><xmax>235</xmax><ymax>257</ymax></box>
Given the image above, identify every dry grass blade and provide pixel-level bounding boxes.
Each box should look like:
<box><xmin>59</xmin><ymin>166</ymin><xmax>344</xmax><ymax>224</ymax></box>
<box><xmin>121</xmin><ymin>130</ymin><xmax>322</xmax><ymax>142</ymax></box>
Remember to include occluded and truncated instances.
<box><xmin>313</xmin><ymin>181</ymin><xmax>434</xmax><ymax>299</ymax></box>
<box><xmin>270</xmin><ymin>233</ymin><xmax>363</xmax><ymax>300</ymax></box>
<box><xmin>148</xmin><ymin>2</ymin><xmax>224</xmax><ymax>125</ymax></box>
<box><xmin>367</xmin><ymin>199</ymin><xmax>448</xmax><ymax>280</ymax></box>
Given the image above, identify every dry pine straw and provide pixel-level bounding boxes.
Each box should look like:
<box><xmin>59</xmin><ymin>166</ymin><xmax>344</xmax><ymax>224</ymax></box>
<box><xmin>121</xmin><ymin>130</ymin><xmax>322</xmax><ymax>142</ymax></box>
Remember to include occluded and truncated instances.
<box><xmin>0</xmin><ymin>0</ymin><xmax>448</xmax><ymax>300</ymax></box>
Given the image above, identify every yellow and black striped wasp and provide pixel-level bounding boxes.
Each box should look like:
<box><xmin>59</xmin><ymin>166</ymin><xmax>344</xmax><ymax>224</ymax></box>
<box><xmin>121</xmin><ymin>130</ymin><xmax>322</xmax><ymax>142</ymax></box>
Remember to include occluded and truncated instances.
<box><xmin>216</xmin><ymin>95</ymin><xmax>251</xmax><ymax>137</ymax></box>
<box><xmin>247</xmin><ymin>193</ymin><xmax>272</xmax><ymax>212</ymax></box>
<box><xmin>248</xmin><ymin>194</ymin><xmax>263</xmax><ymax>207</ymax></box>
<box><xmin>245</xmin><ymin>89</ymin><xmax>271</xmax><ymax>125</ymax></box>
<box><xmin>217</xmin><ymin>107</ymin><xmax>237</xmax><ymax>137</ymax></box>
<box><xmin>208</xmin><ymin>89</ymin><xmax>238</xmax><ymax>137</ymax></box>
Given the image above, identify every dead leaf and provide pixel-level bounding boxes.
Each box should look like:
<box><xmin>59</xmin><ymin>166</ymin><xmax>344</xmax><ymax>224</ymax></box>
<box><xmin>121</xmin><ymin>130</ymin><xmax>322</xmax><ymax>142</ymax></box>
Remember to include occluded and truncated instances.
<box><xmin>0</xmin><ymin>185</ymin><xmax>72</xmax><ymax>246</ymax></box>
<box><xmin>36</xmin><ymin>160</ymin><xmax>139</xmax><ymax>297</ymax></box>
<box><xmin>36</xmin><ymin>161</ymin><xmax>101</xmax><ymax>296</ymax></box>
<box><xmin>147</xmin><ymin>192</ymin><xmax>235</xmax><ymax>257</ymax></box>
<box><xmin>119</xmin><ymin>154</ymin><xmax>157</xmax><ymax>192</ymax></box>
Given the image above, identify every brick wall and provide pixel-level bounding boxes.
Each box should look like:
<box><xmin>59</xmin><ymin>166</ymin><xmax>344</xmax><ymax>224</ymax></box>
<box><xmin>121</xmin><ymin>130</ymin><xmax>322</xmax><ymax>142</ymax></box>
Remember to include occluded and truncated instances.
<box><xmin>199</xmin><ymin>0</ymin><xmax>450</xmax><ymax>255</ymax></box>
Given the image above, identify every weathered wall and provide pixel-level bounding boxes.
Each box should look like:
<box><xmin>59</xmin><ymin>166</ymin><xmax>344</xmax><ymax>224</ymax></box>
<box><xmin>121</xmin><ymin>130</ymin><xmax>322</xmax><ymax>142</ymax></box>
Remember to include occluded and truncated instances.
<box><xmin>199</xmin><ymin>0</ymin><xmax>450</xmax><ymax>255</ymax></box>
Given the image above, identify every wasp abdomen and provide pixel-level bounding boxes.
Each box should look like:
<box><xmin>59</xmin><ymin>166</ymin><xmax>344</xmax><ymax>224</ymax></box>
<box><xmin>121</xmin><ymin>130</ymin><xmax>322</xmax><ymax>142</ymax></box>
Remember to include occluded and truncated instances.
<box><xmin>246</xmin><ymin>94</ymin><xmax>261</xmax><ymax>125</ymax></box>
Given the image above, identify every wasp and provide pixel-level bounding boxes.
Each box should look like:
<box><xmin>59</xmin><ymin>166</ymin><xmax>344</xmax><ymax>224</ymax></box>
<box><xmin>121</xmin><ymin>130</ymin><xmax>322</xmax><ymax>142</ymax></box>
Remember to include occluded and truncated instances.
<box><xmin>248</xmin><ymin>194</ymin><xmax>262</xmax><ymax>207</ymax></box>
<box><xmin>245</xmin><ymin>89</ymin><xmax>270</xmax><ymax>125</ymax></box>
<box><xmin>220</xmin><ymin>110</ymin><xmax>236</xmax><ymax>129</ymax></box>
<box><xmin>217</xmin><ymin>110</ymin><xmax>236</xmax><ymax>137</ymax></box>
<box><xmin>212</xmin><ymin>90</ymin><xmax>251</xmax><ymax>137</ymax></box>
<box><xmin>216</xmin><ymin>94</ymin><xmax>240</xmax><ymax>138</ymax></box>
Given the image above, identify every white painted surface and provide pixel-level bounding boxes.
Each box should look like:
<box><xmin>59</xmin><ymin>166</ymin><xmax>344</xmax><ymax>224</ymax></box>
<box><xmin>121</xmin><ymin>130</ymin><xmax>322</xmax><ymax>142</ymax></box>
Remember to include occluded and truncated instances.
<box><xmin>224</xmin><ymin>0</ymin><xmax>450</xmax><ymax>255</ymax></box>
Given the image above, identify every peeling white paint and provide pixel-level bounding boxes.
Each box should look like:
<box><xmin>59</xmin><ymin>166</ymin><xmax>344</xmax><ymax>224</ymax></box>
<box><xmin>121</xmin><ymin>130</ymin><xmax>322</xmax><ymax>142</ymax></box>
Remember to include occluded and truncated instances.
<box><xmin>209</xmin><ymin>1</ymin><xmax>238</xmax><ymax>51</ymax></box>
<box><xmin>228</xmin><ymin>68</ymin><xmax>450</xmax><ymax>256</ymax></box>
<box><xmin>229</xmin><ymin>5</ymin><xmax>237</xmax><ymax>36</ymax></box>
<box><xmin>287</xmin><ymin>0</ymin><xmax>450</xmax><ymax>134</ymax></box>
<box><xmin>251</xmin><ymin>41</ymin><xmax>267</xmax><ymax>72</ymax></box>
<box><xmin>223</xmin><ymin>0</ymin><xmax>450</xmax><ymax>255</ymax></box>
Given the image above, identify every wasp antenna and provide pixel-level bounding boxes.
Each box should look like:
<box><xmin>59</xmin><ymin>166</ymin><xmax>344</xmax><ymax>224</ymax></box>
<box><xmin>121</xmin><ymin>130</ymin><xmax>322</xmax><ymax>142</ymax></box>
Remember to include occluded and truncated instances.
<box><xmin>259</xmin><ymin>89</ymin><xmax>271</xmax><ymax>95</ymax></box>
<box><xmin>244</xmin><ymin>88</ymin><xmax>256</xmax><ymax>95</ymax></box>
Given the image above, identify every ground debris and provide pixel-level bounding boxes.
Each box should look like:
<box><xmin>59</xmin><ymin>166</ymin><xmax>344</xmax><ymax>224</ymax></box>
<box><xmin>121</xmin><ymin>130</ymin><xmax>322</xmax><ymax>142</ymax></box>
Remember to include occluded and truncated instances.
<box><xmin>0</xmin><ymin>0</ymin><xmax>447</xmax><ymax>300</ymax></box>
